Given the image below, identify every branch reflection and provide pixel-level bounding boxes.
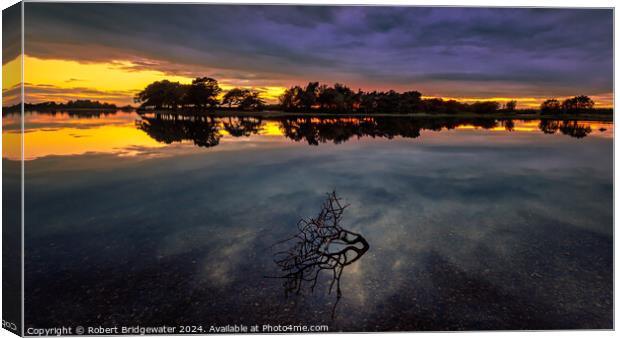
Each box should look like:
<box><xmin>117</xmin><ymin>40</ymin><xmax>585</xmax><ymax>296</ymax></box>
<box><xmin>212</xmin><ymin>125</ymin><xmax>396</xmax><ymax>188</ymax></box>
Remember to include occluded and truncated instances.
<box><xmin>270</xmin><ymin>192</ymin><xmax>369</xmax><ymax>318</ymax></box>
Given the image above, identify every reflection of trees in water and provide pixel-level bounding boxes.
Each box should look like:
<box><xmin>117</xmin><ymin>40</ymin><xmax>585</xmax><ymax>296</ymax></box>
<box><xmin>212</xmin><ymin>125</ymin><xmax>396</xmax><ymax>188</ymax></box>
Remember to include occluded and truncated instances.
<box><xmin>278</xmin><ymin>117</ymin><xmax>505</xmax><ymax>145</ymax></box>
<box><xmin>19</xmin><ymin>110</ymin><xmax>120</xmax><ymax>118</ymax></box>
<box><xmin>137</xmin><ymin>114</ymin><xmax>265</xmax><ymax>147</ymax></box>
<box><xmin>501</xmin><ymin>119</ymin><xmax>515</xmax><ymax>131</ymax></box>
<box><xmin>136</xmin><ymin>113</ymin><xmax>597</xmax><ymax>149</ymax></box>
<box><xmin>538</xmin><ymin>119</ymin><xmax>592</xmax><ymax>138</ymax></box>
<box><xmin>222</xmin><ymin>117</ymin><xmax>262</xmax><ymax>137</ymax></box>
<box><xmin>269</xmin><ymin>192</ymin><xmax>369</xmax><ymax>318</ymax></box>
<box><xmin>136</xmin><ymin>114</ymin><xmax>223</xmax><ymax>147</ymax></box>
<box><xmin>278</xmin><ymin>118</ymin><xmax>380</xmax><ymax>145</ymax></box>
<box><xmin>539</xmin><ymin>120</ymin><xmax>561</xmax><ymax>134</ymax></box>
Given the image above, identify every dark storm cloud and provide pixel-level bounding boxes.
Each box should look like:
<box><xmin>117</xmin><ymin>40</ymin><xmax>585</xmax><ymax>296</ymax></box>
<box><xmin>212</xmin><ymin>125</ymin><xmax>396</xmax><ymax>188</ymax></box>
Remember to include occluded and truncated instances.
<box><xmin>3</xmin><ymin>2</ymin><xmax>21</xmax><ymax>64</ymax></box>
<box><xmin>23</xmin><ymin>4</ymin><xmax>613</xmax><ymax>97</ymax></box>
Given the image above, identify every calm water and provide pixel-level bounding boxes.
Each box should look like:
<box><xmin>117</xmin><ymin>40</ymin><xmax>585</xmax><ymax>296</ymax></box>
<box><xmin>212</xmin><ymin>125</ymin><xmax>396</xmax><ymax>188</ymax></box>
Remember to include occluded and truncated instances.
<box><xmin>4</xmin><ymin>111</ymin><xmax>613</xmax><ymax>331</ymax></box>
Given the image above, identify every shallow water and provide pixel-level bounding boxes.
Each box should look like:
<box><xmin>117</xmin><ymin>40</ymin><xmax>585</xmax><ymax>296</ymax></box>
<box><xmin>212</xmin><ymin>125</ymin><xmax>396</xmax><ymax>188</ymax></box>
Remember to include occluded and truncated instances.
<box><xmin>6</xmin><ymin>111</ymin><xmax>612</xmax><ymax>330</ymax></box>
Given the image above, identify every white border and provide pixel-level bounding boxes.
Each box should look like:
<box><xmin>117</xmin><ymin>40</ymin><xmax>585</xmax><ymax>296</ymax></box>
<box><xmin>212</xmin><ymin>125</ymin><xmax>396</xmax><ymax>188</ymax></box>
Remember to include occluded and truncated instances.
<box><xmin>0</xmin><ymin>1</ymin><xmax>617</xmax><ymax>338</ymax></box>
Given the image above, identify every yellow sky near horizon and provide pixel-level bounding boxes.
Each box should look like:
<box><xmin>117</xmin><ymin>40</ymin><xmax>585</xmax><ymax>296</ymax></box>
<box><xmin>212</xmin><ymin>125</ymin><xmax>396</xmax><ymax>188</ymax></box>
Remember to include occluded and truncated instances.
<box><xmin>1</xmin><ymin>55</ymin><xmax>613</xmax><ymax>109</ymax></box>
<box><xmin>3</xmin><ymin>55</ymin><xmax>287</xmax><ymax>106</ymax></box>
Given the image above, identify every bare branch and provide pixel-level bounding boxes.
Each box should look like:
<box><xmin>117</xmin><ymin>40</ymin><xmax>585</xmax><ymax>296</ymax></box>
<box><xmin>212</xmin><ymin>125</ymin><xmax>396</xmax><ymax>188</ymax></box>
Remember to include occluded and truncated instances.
<box><xmin>269</xmin><ymin>191</ymin><xmax>369</xmax><ymax>318</ymax></box>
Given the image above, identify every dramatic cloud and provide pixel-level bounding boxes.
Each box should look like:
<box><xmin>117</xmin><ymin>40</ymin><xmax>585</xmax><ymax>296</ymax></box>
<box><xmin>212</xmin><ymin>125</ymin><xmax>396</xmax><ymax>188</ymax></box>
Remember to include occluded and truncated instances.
<box><xmin>2</xmin><ymin>3</ymin><xmax>21</xmax><ymax>64</ymax></box>
<box><xmin>21</xmin><ymin>4</ymin><xmax>613</xmax><ymax>101</ymax></box>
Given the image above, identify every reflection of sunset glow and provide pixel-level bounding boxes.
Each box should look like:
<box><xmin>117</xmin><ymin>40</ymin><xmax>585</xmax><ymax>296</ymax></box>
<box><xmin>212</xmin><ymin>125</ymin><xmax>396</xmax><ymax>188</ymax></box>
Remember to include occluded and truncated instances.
<box><xmin>3</xmin><ymin>112</ymin><xmax>614</xmax><ymax>160</ymax></box>
<box><xmin>23</xmin><ymin>112</ymin><xmax>137</xmax><ymax>126</ymax></box>
<box><xmin>2</xmin><ymin>113</ymin><xmax>22</xmax><ymax>161</ymax></box>
<box><xmin>211</xmin><ymin>119</ymin><xmax>284</xmax><ymax>136</ymax></box>
<box><xmin>3</xmin><ymin>112</ymin><xmax>163</xmax><ymax>160</ymax></box>
<box><xmin>454</xmin><ymin>120</ymin><xmax>614</xmax><ymax>138</ymax></box>
<box><xmin>19</xmin><ymin>125</ymin><xmax>167</xmax><ymax>159</ymax></box>
<box><xmin>259</xmin><ymin>121</ymin><xmax>284</xmax><ymax>136</ymax></box>
<box><xmin>5</xmin><ymin>125</ymin><xmax>164</xmax><ymax>161</ymax></box>
<box><xmin>309</xmin><ymin>117</ymin><xmax>375</xmax><ymax>124</ymax></box>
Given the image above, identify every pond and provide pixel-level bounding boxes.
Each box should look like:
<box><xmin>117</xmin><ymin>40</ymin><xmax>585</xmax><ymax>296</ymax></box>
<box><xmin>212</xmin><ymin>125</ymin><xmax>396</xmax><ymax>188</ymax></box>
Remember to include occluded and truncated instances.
<box><xmin>4</xmin><ymin>110</ymin><xmax>613</xmax><ymax>330</ymax></box>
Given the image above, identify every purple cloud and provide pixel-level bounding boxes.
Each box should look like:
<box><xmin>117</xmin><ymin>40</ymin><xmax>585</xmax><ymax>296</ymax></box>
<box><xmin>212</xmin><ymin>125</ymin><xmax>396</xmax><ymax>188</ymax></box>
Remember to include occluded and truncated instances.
<box><xmin>22</xmin><ymin>4</ymin><xmax>613</xmax><ymax>99</ymax></box>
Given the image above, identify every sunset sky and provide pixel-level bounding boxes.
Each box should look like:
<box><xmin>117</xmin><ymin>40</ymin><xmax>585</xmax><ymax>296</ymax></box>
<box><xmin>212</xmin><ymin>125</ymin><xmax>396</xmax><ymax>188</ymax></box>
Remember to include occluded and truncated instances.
<box><xmin>2</xmin><ymin>4</ymin><xmax>614</xmax><ymax>107</ymax></box>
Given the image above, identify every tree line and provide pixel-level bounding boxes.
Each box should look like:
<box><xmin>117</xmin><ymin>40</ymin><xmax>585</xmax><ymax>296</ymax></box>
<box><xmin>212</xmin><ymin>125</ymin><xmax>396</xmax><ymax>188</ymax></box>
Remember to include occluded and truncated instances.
<box><xmin>3</xmin><ymin>100</ymin><xmax>132</xmax><ymax>114</ymax></box>
<box><xmin>134</xmin><ymin>77</ymin><xmax>264</xmax><ymax>111</ymax></box>
<box><xmin>279</xmin><ymin>82</ymin><xmax>600</xmax><ymax>115</ymax></box>
<box><xmin>133</xmin><ymin>77</ymin><xmax>602</xmax><ymax>115</ymax></box>
<box><xmin>278</xmin><ymin>81</ymin><xmax>509</xmax><ymax>114</ymax></box>
<box><xmin>539</xmin><ymin>96</ymin><xmax>596</xmax><ymax>114</ymax></box>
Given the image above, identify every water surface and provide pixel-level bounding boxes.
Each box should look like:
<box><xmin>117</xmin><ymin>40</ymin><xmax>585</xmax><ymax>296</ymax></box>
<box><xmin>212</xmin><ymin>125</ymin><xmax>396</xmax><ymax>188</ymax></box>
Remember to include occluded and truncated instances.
<box><xmin>6</xmin><ymin>111</ymin><xmax>612</xmax><ymax>331</ymax></box>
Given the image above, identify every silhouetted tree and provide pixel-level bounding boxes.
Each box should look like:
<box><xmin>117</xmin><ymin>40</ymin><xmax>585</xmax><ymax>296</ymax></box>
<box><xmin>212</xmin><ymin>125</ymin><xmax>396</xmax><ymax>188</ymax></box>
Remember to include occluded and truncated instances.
<box><xmin>375</xmin><ymin>90</ymin><xmax>401</xmax><ymax>113</ymax></box>
<box><xmin>540</xmin><ymin>99</ymin><xmax>561</xmax><ymax>114</ymax></box>
<box><xmin>470</xmin><ymin>101</ymin><xmax>500</xmax><ymax>114</ymax></box>
<box><xmin>423</xmin><ymin>98</ymin><xmax>446</xmax><ymax>114</ymax></box>
<box><xmin>443</xmin><ymin>100</ymin><xmax>466</xmax><ymax>114</ymax></box>
<box><xmin>317</xmin><ymin>84</ymin><xmax>337</xmax><ymax>110</ymax></box>
<box><xmin>561</xmin><ymin>95</ymin><xmax>595</xmax><ymax>114</ymax></box>
<box><xmin>238</xmin><ymin>91</ymin><xmax>266</xmax><ymax>111</ymax></box>
<box><xmin>222</xmin><ymin>88</ymin><xmax>265</xmax><ymax>111</ymax></box>
<box><xmin>398</xmin><ymin>91</ymin><xmax>423</xmax><ymax>113</ymax></box>
<box><xmin>300</xmin><ymin>82</ymin><xmax>320</xmax><ymax>110</ymax></box>
<box><xmin>358</xmin><ymin>91</ymin><xmax>378</xmax><ymax>114</ymax></box>
<box><xmin>222</xmin><ymin>88</ymin><xmax>248</xmax><ymax>108</ymax></box>
<box><xmin>134</xmin><ymin>80</ymin><xmax>186</xmax><ymax>109</ymax></box>
<box><xmin>315</xmin><ymin>83</ymin><xmax>356</xmax><ymax>113</ymax></box>
<box><xmin>185</xmin><ymin>77</ymin><xmax>221</xmax><ymax>108</ymax></box>
<box><xmin>279</xmin><ymin>86</ymin><xmax>303</xmax><ymax>111</ymax></box>
<box><xmin>504</xmin><ymin>100</ymin><xmax>517</xmax><ymax>112</ymax></box>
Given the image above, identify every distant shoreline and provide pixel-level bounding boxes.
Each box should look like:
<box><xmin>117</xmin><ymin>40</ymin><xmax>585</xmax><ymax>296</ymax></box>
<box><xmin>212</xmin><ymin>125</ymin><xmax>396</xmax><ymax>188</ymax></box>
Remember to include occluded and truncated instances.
<box><xmin>137</xmin><ymin>109</ymin><xmax>614</xmax><ymax>122</ymax></box>
<box><xmin>3</xmin><ymin>107</ymin><xmax>613</xmax><ymax>122</ymax></box>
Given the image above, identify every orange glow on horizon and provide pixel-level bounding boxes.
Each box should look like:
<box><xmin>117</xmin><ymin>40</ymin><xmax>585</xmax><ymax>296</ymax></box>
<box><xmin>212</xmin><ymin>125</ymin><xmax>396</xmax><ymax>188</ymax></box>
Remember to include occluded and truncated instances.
<box><xmin>5</xmin><ymin>55</ymin><xmax>287</xmax><ymax>106</ymax></box>
<box><xmin>0</xmin><ymin>55</ymin><xmax>612</xmax><ymax>109</ymax></box>
<box><xmin>422</xmin><ymin>95</ymin><xmax>613</xmax><ymax>109</ymax></box>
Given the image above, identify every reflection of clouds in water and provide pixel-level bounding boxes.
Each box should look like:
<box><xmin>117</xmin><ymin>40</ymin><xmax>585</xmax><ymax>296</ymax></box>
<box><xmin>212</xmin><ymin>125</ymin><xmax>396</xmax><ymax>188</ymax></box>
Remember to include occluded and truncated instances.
<box><xmin>22</xmin><ymin>130</ymin><xmax>612</xmax><ymax>328</ymax></box>
<box><xmin>245</xmin><ymin>140</ymin><xmax>612</xmax><ymax>315</ymax></box>
<box><xmin>112</xmin><ymin>136</ymin><xmax>292</xmax><ymax>158</ymax></box>
<box><xmin>201</xmin><ymin>234</ymin><xmax>255</xmax><ymax>287</ymax></box>
<box><xmin>159</xmin><ymin>226</ymin><xmax>258</xmax><ymax>287</ymax></box>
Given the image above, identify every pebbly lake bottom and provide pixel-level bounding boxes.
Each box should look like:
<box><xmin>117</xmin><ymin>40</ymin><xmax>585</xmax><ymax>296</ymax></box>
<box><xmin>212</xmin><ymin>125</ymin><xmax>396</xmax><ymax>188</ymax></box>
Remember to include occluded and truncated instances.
<box><xmin>17</xmin><ymin>116</ymin><xmax>612</xmax><ymax>331</ymax></box>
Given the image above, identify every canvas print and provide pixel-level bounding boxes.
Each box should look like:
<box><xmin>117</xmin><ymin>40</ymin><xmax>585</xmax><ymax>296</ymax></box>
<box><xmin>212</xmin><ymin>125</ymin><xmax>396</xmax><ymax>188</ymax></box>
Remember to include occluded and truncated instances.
<box><xmin>1</xmin><ymin>2</ymin><xmax>614</xmax><ymax>334</ymax></box>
